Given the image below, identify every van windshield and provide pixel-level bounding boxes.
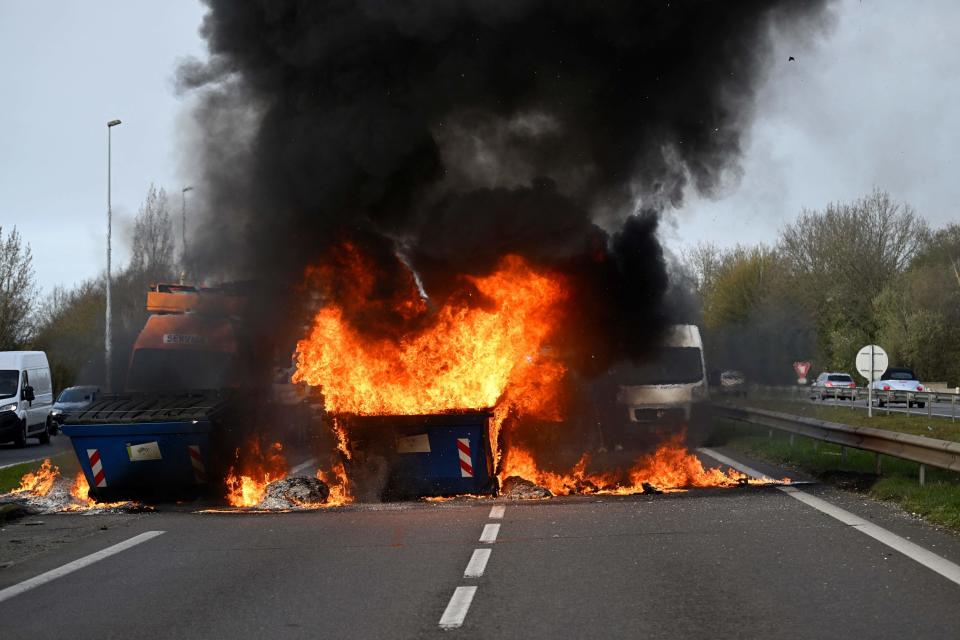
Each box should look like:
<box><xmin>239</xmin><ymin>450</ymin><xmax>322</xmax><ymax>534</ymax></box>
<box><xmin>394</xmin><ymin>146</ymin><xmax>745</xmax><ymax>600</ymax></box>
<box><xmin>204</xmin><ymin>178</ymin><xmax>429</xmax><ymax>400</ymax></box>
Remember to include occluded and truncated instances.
<box><xmin>126</xmin><ymin>349</ymin><xmax>235</xmax><ymax>392</ymax></box>
<box><xmin>0</xmin><ymin>370</ymin><xmax>17</xmax><ymax>400</ymax></box>
<box><xmin>618</xmin><ymin>347</ymin><xmax>704</xmax><ymax>385</ymax></box>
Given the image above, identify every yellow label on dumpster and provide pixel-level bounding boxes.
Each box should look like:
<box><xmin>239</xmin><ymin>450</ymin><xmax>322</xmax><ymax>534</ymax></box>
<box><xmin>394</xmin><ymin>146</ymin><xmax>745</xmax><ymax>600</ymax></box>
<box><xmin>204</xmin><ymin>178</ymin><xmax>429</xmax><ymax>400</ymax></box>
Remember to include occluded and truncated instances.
<box><xmin>396</xmin><ymin>433</ymin><xmax>431</xmax><ymax>454</ymax></box>
<box><xmin>126</xmin><ymin>441</ymin><xmax>163</xmax><ymax>461</ymax></box>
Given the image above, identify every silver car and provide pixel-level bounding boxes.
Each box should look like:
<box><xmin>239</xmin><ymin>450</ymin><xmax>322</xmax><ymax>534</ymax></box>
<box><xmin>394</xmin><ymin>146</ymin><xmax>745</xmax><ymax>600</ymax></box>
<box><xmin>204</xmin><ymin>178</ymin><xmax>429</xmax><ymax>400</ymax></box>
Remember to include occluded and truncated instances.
<box><xmin>810</xmin><ymin>372</ymin><xmax>856</xmax><ymax>400</ymax></box>
<box><xmin>870</xmin><ymin>367</ymin><xmax>925</xmax><ymax>408</ymax></box>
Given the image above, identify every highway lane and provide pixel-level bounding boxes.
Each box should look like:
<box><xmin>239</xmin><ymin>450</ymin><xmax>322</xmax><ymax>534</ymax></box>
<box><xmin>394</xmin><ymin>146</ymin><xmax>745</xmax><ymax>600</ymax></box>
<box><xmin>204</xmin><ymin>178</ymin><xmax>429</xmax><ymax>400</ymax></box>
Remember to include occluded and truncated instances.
<box><xmin>2</xmin><ymin>450</ymin><xmax>960</xmax><ymax>639</ymax></box>
<box><xmin>0</xmin><ymin>433</ymin><xmax>72</xmax><ymax>469</ymax></box>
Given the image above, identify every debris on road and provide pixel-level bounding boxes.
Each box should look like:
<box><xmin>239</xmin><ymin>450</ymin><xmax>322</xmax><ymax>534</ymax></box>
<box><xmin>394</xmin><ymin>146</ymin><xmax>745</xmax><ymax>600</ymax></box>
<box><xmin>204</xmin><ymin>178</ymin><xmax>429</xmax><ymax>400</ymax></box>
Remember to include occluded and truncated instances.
<box><xmin>257</xmin><ymin>476</ymin><xmax>330</xmax><ymax>509</ymax></box>
<box><xmin>501</xmin><ymin>475</ymin><xmax>553</xmax><ymax>500</ymax></box>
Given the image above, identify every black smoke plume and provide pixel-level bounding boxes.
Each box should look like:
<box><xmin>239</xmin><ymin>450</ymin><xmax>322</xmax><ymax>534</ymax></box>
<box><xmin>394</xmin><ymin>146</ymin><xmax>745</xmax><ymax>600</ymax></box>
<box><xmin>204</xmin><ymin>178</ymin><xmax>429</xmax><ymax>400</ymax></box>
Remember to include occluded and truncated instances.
<box><xmin>179</xmin><ymin>0</ymin><xmax>830</xmax><ymax>375</ymax></box>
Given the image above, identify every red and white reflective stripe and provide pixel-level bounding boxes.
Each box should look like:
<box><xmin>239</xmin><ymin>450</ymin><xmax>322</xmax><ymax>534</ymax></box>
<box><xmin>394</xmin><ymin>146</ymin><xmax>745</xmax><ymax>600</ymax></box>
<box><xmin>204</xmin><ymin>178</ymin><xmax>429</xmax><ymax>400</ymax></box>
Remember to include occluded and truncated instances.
<box><xmin>457</xmin><ymin>438</ymin><xmax>473</xmax><ymax>478</ymax></box>
<box><xmin>187</xmin><ymin>445</ymin><xmax>206</xmax><ymax>484</ymax></box>
<box><xmin>87</xmin><ymin>448</ymin><xmax>107</xmax><ymax>488</ymax></box>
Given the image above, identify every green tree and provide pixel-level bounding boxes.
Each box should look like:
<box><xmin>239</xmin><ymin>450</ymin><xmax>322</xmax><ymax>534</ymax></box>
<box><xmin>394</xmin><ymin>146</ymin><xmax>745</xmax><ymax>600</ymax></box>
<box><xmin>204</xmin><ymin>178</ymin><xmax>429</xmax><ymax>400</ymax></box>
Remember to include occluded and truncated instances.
<box><xmin>778</xmin><ymin>189</ymin><xmax>929</xmax><ymax>370</ymax></box>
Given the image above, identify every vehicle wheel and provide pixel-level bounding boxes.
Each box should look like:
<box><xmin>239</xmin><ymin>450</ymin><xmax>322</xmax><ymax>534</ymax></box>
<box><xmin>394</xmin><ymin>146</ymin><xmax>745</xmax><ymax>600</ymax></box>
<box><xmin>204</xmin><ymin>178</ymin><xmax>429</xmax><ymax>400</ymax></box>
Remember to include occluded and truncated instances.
<box><xmin>917</xmin><ymin>402</ymin><xmax>926</xmax><ymax>409</ymax></box>
<box><xmin>14</xmin><ymin>420</ymin><xmax>28</xmax><ymax>448</ymax></box>
<box><xmin>878</xmin><ymin>399</ymin><xmax>886</xmax><ymax>408</ymax></box>
<box><xmin>38</xmin><ymin>426</ymin><xmax>50</xmax><ymax>445</ymax></box>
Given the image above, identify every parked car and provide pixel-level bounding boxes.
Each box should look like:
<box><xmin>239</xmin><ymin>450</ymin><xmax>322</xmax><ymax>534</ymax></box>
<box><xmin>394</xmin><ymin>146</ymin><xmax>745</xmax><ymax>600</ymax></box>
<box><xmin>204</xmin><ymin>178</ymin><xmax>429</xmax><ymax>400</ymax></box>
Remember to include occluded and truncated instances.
<box><xmin>870</xmin><ymin>367</ymin><xmax>925</xmax><ymax>408</ymax></box>
<box><xmin>49</xmin><ymin>385</ymin><xmax>100</xmax><ymax>433</ymax></box>
<box><xmin>0</xmin><ymin>351</ymin><xmax>54</xmax><ymax>446</ymax></box>
<box><xmin>810</xmin><ymin>372</ymin><xmax>857</xmax><ymax>400</ymax></box>
<box><xmin>719</xmin><ymin>370</ymin><xmax>746</xmax><ymax>396</ymax></box>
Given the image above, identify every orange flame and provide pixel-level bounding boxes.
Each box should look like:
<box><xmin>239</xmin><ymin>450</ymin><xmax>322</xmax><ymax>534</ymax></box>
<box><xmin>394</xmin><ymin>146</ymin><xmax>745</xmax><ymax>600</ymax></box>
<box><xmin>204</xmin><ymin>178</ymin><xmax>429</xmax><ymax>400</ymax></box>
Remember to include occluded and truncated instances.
<box><xmin>14</xmin><ymin>459</ymin><xmax>59</xmax><ymax>496</ymax></box>
<box><xmin>499</xmin><ymin>432</ymin><xmax>785</xmax><ymax>495</ymax></box>
<box><xmin>225</xmin><ymin>441</ymin><xmax>288</xmax><ymax>507</ymax></box>
<box><xmin>293</xmin><ymin>254</ymin><xmax>567</xmax><ymax>419</ymax></box>
<box><xmin>317</xmin><ymin>462</ymin><xmax>352</xmax><ymax>506</ymax></box>
<box><xmin>70</xmin><ymin>472</ymin><xmax>95</xmax><ymax>505</ymax></box>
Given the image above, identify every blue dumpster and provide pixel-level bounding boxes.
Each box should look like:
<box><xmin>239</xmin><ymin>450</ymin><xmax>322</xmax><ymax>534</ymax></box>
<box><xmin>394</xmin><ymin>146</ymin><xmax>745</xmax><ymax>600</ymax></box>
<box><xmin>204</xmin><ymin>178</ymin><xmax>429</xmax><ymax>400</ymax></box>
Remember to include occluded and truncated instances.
<box><xmin>343</xmin><ymin>411</ymin><xmax>497</xmax><ymax>499</ymax></box>
<box><xmin>61</xmin><ymin>420</ymin><xmax>213</xmax><ymax>499</ymax></box>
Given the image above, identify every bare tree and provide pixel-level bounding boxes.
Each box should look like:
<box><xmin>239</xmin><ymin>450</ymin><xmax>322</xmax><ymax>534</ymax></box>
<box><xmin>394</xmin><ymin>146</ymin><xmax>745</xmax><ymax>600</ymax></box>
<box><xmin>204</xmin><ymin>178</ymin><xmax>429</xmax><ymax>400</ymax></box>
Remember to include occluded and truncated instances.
<box><xmin>0</xmin><ymin>226</ymin><xmax>37</xmax><ymax>349</ymax></box>
<box><xmin>780</xmin><ymin>189</ymin><xmax>929</xmax><ymax>291</ymax></box>
<box><xmin>129</xmin><ymin>184</ymin><xmax>175</xmax><ymax>282</ymax></box>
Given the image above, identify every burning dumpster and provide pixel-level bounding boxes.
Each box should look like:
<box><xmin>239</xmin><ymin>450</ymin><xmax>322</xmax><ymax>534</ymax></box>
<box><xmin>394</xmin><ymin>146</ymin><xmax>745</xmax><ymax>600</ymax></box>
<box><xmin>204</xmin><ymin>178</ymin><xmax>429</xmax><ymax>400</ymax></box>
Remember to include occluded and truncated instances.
<box><xmin>338</xmin><ymin>411</ymin><xmax>497</xmax><ymax>500</ymax></box>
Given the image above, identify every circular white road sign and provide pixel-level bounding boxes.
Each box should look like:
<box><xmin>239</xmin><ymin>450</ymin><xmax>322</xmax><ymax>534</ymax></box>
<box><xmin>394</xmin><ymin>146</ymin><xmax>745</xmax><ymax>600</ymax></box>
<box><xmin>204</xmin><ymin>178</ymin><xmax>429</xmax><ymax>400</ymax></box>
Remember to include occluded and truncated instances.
<box><xmin>855</xmin><ymin>344</ymin><xmax>889</xmax><ymax>382</ymax></box>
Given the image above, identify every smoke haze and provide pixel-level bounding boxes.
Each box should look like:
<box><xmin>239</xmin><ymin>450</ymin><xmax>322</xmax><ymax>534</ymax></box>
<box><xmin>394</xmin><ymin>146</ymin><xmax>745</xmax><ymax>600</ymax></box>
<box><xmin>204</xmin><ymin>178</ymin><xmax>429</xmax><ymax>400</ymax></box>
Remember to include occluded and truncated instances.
<box><xmin>179</xmin><ymin>0</ymin><xmax>832</xmax><ymax>373</ymax></box>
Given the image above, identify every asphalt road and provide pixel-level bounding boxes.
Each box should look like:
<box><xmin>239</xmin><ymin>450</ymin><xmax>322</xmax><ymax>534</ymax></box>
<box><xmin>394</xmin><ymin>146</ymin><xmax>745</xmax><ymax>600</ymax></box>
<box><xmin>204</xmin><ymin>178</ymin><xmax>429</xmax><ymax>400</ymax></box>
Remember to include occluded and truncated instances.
<box><xmin>0</xmin><ymin>433</ymin><xmax>72</xmax><ymax>469</ymax></box>
<box><xmin>2</xmin><ymin>449</ymin><xmax>960</xmax><ymax>639</ymax></box>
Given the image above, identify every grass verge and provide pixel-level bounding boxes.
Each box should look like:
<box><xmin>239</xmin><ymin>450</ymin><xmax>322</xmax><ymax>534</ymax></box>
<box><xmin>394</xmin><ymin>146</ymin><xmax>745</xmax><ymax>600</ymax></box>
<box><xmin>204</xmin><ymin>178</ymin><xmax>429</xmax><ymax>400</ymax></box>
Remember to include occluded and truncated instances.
<box><xmin>717</xmin><ymin>422</ymin><xmax>960</xmax><ymax>531</ymax></box>
<box><xmin>0</xmin><ymin>452</ymin><xmax>76</xmax><ymax>494</ymax></box>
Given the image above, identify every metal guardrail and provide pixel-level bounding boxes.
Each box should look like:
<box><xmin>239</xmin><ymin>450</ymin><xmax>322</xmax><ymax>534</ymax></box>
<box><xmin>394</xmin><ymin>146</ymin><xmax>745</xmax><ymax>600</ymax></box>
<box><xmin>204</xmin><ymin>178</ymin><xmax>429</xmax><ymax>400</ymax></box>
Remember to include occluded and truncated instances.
<box><xmin>714</xmin><ymin>404</ymin><xmax>960</xmax><ymax>484</ymax></box>
<box><xmin>735</xmin><ymin>384</ymin><xmax>960</xmax><ymax>421</ymax></box>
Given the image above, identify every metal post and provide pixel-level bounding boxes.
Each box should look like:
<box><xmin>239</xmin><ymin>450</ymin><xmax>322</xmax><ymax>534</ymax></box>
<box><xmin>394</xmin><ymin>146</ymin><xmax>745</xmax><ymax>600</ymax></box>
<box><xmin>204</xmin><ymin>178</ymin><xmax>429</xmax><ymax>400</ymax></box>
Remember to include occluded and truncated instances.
<box><xmin>181</xmin><ymin>186</ymin><xmax>193</xmax><ymax>280</ymax></box>
<box><xmin>874</xmin><ymin>452</ymin><xmax>882</xmax><ymax>475</ymax></box>
<box><xmin>952</xmin><ymin>396</ymin><xmax>956</xmax><ymax>423</ymax></box>
<box><xmin>840</xmin><ymin>445</ymin><xmax>847</xmax><ymax>467</ymax></box>
<box><xmin>105</xmin><ymin>119</ymin><xmax>121</xmax><ymax>392</ymax></box>
<box><xmin>919</xmin><ymin>464</ymin><xmax>926</xmax><ymax>487</ymax></box>
<box><xmin>868</xmin><ymin>345</ymin><xmax>874</xmax><ymax>418</ymax></box>
<box><xmin>789</xmin><ymin>434</ymin><xmax>795</xmax><ymax>448</ymax></box>
<box><xmin>813</xmin><ymin>440</ymin><xmax>819</xmax><ymax>453</ymax></box>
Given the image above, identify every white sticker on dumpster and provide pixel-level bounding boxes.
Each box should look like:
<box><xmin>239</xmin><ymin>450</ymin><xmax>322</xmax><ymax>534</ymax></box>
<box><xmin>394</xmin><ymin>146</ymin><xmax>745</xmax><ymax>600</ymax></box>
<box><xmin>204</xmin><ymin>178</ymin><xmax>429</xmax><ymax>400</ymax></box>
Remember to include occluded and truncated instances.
<box><xmin>126</xmin><ymin>441</ymin><xmax>162</xmax><ymax>462</ymax></box>
<box><xmin>396</xmin><ymin>433</ymin><xmax>431</xmax><ymax>454</ymax></box>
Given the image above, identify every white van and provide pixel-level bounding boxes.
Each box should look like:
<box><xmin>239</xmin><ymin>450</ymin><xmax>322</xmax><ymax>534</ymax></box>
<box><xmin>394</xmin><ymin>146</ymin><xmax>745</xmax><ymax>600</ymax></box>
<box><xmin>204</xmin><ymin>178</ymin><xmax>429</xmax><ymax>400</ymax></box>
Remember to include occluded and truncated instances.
<box><xmin>0</xmin><ymin>351</ymin><xmax>54</xmax><ymax>446</ymax></box>
<box><xmin>613</xmin><ymin>324</ymin><xmax>709</xmax><ymax>439</ymax></box>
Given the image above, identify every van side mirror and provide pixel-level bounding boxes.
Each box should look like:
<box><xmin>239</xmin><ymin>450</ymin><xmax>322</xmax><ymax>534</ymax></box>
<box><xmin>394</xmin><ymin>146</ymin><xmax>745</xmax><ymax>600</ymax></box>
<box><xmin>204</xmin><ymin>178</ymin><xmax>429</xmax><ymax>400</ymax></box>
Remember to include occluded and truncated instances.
<box><xmin>22</xmin><ymin>385</ymin><xmax>35</xmax><ymax>403</ymax></box>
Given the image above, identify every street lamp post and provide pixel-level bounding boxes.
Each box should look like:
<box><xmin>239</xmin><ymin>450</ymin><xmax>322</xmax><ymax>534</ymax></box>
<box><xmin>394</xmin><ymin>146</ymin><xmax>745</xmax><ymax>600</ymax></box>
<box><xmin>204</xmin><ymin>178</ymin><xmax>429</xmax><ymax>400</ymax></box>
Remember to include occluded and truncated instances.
<box><xmin>181</xmin><ymin>186</ymin><xmax>193</xmax><ymax>282</ymax></box>
<box><xmin>106</xmin><ymin>119</ymin><xmax>121</xmax><ymax>392</ymax></box>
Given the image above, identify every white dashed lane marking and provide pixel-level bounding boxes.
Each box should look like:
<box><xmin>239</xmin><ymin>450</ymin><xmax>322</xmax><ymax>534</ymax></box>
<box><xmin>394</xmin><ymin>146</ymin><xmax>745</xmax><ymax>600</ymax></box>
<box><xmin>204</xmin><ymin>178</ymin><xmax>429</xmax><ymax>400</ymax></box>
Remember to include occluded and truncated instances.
<box><xmin>479</xmin><ymin>523</ymin><xmax>500</xmax><ymax>543</ymax></box>
<box><xmin>463</xmin><ymin>549</ymin><xmax>492</xmax><ymax>578</ymax></box>
<box><xmin>489</xmin><ymin>505</ymin><xmax>505</xmax><ymax>519</ymax></box>
<box><xmin>439</xmin><ymin>586</ymin><xmax>478</xmax><ymax>629</ymax></box>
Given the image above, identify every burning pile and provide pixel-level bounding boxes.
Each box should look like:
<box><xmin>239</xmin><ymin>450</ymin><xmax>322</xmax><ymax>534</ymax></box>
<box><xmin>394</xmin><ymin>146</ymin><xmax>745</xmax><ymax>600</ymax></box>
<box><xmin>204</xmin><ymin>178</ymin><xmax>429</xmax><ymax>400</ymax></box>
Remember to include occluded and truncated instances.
<box><xmin>2</xmin><ymin>459</ymin><xmax>136</xmax><ymax>513</ymax></box>
<box><xmin>224</xmin><ymin>441</ymin><xmax>352</xmax><ymax>510</ymax></box>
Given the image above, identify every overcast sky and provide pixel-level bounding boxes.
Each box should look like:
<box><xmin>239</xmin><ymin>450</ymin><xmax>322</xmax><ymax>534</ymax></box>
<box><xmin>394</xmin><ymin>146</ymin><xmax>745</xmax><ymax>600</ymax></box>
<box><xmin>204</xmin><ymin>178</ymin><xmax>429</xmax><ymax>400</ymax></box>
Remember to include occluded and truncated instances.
<box><xmin>1</xmin><ymin>0</ymin><xmax>958</xmax><ymax>293</ymax></box>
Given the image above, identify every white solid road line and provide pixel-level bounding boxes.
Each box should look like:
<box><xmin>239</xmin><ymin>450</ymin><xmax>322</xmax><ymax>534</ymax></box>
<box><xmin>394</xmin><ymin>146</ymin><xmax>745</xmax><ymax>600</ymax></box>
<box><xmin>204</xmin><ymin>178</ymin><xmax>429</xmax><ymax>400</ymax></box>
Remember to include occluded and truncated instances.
<box><xmin>289</xmin><ymin>457</ymin><xmax>317</xmax><ymax>475</ymax></box>
<box><xmin>489</xmin><ymin>505</ymin><xmax>505</xmax><ymax>519</ymax></box>
<box><xmin>697</xmin><ymin>447</ymin><xmax>772</xmax><ymax>480</ymax></box>
<box><xmin>0</xmin><ymin>530</ymin><xmax>166</xmax><ymax>604</ymax></box>
<box><xmin>699</xmin><ymin>447</ymin><xmax>960</xmax><ymax>589</ymax></box>
<box><xmin>479</xmin><ymin>523</ymin><xmax>500</xmax><ymax>543</ymax></box>
<box><xmin>781</xmin><ymin>486</ymin><xmax>960</xmax><ymax>587</ymax></box>
<box><xmin>439</xmin><ymin>586</ymin><xmax>478</xmax><ymax>629</ymax></box>
<box><xmin>0</xmin><ymin>456</ymin><xmax>46</xmax><ymax>471</ymax></box>
<box><xmin>463</xmin><ymin>548</ymin><xmax>492</xmax><ymax>578</ymax></box>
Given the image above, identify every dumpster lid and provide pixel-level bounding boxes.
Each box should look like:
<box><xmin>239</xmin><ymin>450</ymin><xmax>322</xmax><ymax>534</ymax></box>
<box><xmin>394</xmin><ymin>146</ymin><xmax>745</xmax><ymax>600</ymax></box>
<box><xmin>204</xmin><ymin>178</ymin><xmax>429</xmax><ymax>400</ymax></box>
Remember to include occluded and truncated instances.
<box><xmin>63</xmin><ymin>391</ymin><xmax>233</xmax><ymax>425</ymax></box>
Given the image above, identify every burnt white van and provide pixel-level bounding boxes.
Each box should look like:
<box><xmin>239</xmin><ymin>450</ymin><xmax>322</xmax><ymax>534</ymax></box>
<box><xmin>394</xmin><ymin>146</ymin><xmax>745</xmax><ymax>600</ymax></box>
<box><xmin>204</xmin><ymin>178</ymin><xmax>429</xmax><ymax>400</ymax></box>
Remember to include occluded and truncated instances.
<box><xmin>609</xmin><ymin>325</ymin><xmax>710</xmax><ymax>446</ymax></box>
<box><xmin>0</xmin><ymin>351</ymin><xmax>54</xmax><ymax>446</ymax></box>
